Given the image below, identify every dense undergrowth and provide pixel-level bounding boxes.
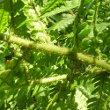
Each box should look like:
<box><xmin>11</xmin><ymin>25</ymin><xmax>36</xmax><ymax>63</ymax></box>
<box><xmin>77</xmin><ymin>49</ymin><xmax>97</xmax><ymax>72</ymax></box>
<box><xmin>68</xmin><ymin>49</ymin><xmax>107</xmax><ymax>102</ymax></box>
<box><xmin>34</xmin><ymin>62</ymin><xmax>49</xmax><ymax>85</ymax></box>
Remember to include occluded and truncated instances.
<box><xmin>0</xmin><ymin>0</ymin><xmax>110</xmax><ymax>110</ymax></box>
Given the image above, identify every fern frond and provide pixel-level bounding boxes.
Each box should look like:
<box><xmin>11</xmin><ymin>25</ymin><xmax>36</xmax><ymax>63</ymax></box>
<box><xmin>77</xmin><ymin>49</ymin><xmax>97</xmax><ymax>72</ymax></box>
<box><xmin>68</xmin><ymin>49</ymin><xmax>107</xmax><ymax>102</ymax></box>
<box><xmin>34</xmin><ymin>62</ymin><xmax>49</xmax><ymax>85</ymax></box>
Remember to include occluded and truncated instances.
<box><xmin>87</xmin><ymin>72</ymin><xmax>110</xmax><ymax>110</ymax></box>
<box><xmin>41</xmin><ymin>0</ymin><xmax>63</xmax><ymax>14</ymax></box>
<box><xmin>97</xmin><ymin>22</ymin><xmax>110</xmax><ymax>34</ymax></box>
<box><xmin>49</xmin><ymin>16</ymin><xmax>75</xmax><ymax>31</ymax></box>
<box><xmin>23</xmin><ymin>5</ymin><xmax>51</xmax><ymax>43</ymax></box>
<box><xmin>0</xmin><ymin>1</ymin><xmax>9</xmax><ymax>33</ymax></box>
<box><xmin>41</xmin><ymin>2</ymin><xmax>79</xmax><ymax>18</ymax></box>
<box><xmin>75</xmin><ymin>89</ymin><xmax>88</xmax><ymax>110</ymax></box>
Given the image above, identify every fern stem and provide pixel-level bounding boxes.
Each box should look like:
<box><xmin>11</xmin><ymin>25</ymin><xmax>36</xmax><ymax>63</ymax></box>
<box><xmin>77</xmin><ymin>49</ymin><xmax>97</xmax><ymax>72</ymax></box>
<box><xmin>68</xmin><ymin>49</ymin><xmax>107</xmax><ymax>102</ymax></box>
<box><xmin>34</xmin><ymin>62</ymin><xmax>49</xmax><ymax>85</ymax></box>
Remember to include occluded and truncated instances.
<box><xmin>0</xmin><ymin>34</ymin><xmax>110</xmax><ymax>71</ymax></box>
<box><xmin>10</xmin><ymin>0</ymin><xmax>15</xmax><ymax>29</ymax></box>
<box><xmin>77</xmin><ymin>53</ymin><xmax>110</xmax><ymax>71</ymax></box>
<box><xmin>41</xmin><ymin>0</ymin><xmax>56</xmax><ymax>15</ymax></box>
<box><xmin>0</xmin><ymin>67</ymin><xmax>104</xmax><ymax>86</ymax></box>
<box><xmin>0</xmin><ymin>34</ymin><xmax>72</xmax><ymax>55</ymax></box>
<box><xmin>46</xmin><ymin>90</ymin><xmax>60</xmax><ymax>110</ymax></box>
<box><xmin>1</xmin><ymin>69</ymin><xmax>105</xmax><ymax>91</ymax></box>
<box><xmin>63</xmin><ymin>2</ymin><xmax>74</xmax><ymax>16</ymax></box>
<box><xmin>0</xmin><ymin>69</ymin><xmax>11</xmax><ymax>76</ymax></box>
<box><xmin>30</xmin><ymin>75</ymin><xmax>67</xmax><ymax>85</ymax></box>
<box><xmin>47</xmin><ymin>17</ymin><xmax>56</xmax><ymax>24</ymax></box>
<box><xmin>73</xmin><ymin>0</ymin><xmax>85</xmax><ymax>52</ymax></box>
<box><xmin>92</xmin><ymin>0</ymin><xmax>99</xmax><ymax>57</ymax></box>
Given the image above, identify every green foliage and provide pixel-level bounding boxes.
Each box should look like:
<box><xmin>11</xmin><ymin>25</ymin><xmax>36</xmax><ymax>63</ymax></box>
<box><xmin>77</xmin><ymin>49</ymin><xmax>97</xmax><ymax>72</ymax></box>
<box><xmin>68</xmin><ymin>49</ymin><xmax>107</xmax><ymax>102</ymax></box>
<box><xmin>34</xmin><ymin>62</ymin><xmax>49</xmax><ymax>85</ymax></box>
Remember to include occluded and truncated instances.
<box><xmin>87</xmin><ymin>72</ymin><xmax>110</xmax><ymax>110</ymax></box>
<box><xmin>0</xmin><ymin>49</ymin><xmax>6</xmax><ymax>73</ymax></box>
<box><xmin>0</xmin><ymin>0</ymin><xmax>110</xmax><ymax>109</ymax></box>
<box><xmin>41</xmin><ymin>0</ymin><xmax>64</xmax><ymax>14</ymax></box>
<box><xmin>0</xmin><ymin>0</ymin><xmax>10</xmax><ymax>33</ymax></box>
<box><xmin>49</xmin><ymin>14</ymin><xmax>75</xmax><ymax>31</ymax></box>
<box><xmin>41</xmin><ymin>1</ymin><xmax>79</xmax><ymax>18</ymax></box>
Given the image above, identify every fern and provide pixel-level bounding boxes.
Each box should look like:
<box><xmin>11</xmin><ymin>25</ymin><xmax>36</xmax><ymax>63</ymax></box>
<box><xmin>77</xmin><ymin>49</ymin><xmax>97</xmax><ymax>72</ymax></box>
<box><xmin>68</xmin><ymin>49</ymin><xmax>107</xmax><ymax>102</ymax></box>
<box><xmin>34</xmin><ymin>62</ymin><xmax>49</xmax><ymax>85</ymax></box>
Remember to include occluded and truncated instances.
<box><xmin>41</xmin><ymin>1</ymin><xmax>79</xmax><ymax>18</ymax></box>
<box><xmin>97</xmin><ymin>22</ymin><xmax>110</xmax><ymax>34</ymax></box>
<box><xmin>49</xmin><ymin>16</ymin><xmax>75</xmax><ymax>31</ymax></box>
<box><xmin>23</xmin><ymin>3</ymin><xmax>51</xmax><ymax>43</ymax></box>
<box><xmin>0</xmin><ymin>49</ymin><xmax>6</xmax><ymax>73</ymax></box>
<box><xmin>0</xmin><ymin>1</ymin><xmax>9</xmax><ymax>33</ymax></box>
<box><xmin>41</xmin><ymin>0</ymin><xmax>63</xmax><ymax>14</ymax></box>
<box><xmin>87</xmin><ymin>72</ymin><xmax>110</xmax><ymax>110</ymax></box>
<box><xmin>0</xmin><ymin>0</ymin><xmax>110</xmax><ymax>109</ymax></box>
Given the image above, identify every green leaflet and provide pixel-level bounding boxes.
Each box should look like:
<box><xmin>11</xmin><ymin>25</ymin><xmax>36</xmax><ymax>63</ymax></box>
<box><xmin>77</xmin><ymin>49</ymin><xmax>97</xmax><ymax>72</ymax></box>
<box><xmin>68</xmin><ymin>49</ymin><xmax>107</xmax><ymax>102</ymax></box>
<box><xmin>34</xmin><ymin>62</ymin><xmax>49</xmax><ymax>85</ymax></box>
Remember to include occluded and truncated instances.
<box><xmin>97</xmin><ymin>22</ymin><xmax>110</xmax><ymax>34</ymax></box>
<box><xmin>0</xmin><ymin>3</ymin><xmax>9</xmax><ymax>33</ymax></box>
<box><xmin>87</xmin><ymin>72</ymin><xmax>110</xmax><ymax>110</ymax></box>
<box><xmin>79</xmin><ymin>25</ymin><xmax>92</xmax><ymax>38</ymax></box>
<box><xmin>12</xmin><ymin>0</ymin><xmax>29</xmax><ymax>37</ymax></box>
<box><xmin>16</xmin><ymin>19</ymin><xmax>27</xmax><ymax>29</ymax></box>
<box><xmin>23</xmin><ymin>5</ymin><xmax>51</xmax><ymax>43</ymax></box>
<box><xmin>41</xmin><ymin>1</ymin><xmax>79</xmax><ymax>18</ymax></box>
<box><xmin>0</xmin><ymin>41</ymin><xmax>6</xmax><ymax>73</ymax></box>
<box><xmin>49</xmin><ymin>16</ymin><xmax>75</xmax><ymax>31</ymax></box>
<box><xmin>0</xmin><ymin>53</ymin><xmax>6</xmax><ymax>73</ymax></box>
<box><xmin>41</xmin><ymin>0</ymin><xmax>63</xmax><ymax>14</ymax></box>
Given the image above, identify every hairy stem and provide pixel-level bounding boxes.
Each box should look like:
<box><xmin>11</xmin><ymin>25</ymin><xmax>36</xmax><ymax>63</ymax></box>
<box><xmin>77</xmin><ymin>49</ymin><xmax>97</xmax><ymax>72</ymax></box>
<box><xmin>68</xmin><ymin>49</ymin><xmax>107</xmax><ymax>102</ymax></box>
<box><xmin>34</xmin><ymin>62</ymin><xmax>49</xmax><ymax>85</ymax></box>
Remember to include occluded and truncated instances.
<box><xmin>0</xmin><ymin>34</ymin><xmax>110</xmax><ymax>71</ymax></box>
<box><xmin>30</xmin><ymin>74</ymin><xmax>67</xmax><ymax>85</ymax></box>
